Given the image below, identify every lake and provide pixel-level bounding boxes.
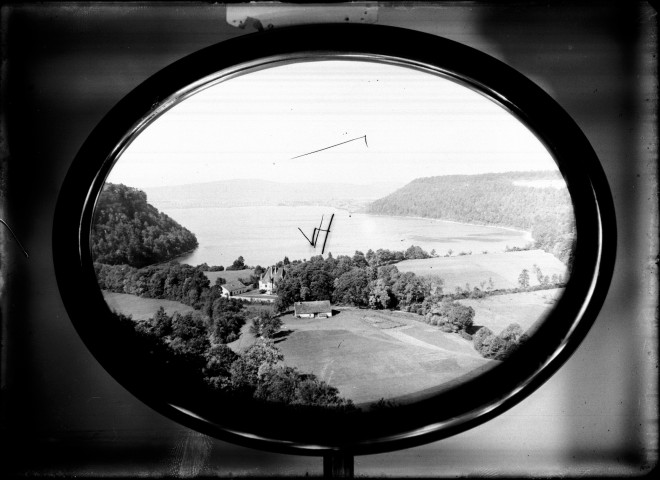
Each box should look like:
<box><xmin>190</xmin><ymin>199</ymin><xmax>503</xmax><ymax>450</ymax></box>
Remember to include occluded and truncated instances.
<box><xmin>159</xmin><ymin>205</ymin><xmax>532</xmax><ymax>268</ymax></box>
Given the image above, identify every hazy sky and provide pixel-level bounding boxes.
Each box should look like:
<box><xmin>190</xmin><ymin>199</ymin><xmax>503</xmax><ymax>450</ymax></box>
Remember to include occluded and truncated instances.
<box><xmin>108</xmin><ymin>60</ymin><xmax>558</xmax><ymax>188</ymax></box>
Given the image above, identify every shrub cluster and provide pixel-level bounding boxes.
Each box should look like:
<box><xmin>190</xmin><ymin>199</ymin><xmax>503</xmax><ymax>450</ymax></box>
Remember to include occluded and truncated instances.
<box><xmin>417</xmin><ymin>300</ymin><xmax>475</xmax><ymax>334</ymax></box>
<box><xmin>472</xmin><ymin>323</ymin><xmax>528</xmax><ymax>360</ymax></box>
<box><xmin>249</xmin><ymin>311</ymin><xmax>283</xmax><ymax>339</ymax></box>
<box><xmin>197</xmin><ymin>263</ymin><xmax>225</xmax><ymax>272</ymax></box>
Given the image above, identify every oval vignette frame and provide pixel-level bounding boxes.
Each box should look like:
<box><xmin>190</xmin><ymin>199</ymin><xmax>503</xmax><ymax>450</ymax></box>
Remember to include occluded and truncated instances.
<box><xmin>53</xmin><ymin>24</ymin><xmax>616</xmax><ymax>456</ymax></box>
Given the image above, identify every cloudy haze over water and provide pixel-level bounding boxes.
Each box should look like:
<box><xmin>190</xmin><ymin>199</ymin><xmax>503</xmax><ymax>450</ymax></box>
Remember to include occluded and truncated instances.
<box><xmin>108</xmin><ymin>60</ymin><xmax>558</xmax><ymax>188</ymax></box>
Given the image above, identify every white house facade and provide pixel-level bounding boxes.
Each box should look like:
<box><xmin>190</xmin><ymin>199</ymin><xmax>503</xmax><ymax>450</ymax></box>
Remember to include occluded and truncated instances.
<box><xmin>259</xmin><ymin>266</ymin><xmax>286</xmax><ymax>294</ymax></box>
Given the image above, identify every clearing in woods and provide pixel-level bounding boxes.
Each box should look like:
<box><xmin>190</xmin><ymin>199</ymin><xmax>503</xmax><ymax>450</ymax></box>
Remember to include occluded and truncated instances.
<box><xmin>230</xmin><ymin>307</ymin><xmax>494</xmax><ymax>407</ymax></box>
<box><xmin>458</xmin><ymin>288</ymin><xmax>565</xmax><ymax>336</ymax></box>
<box><xmin>102</xmin><ymin>291</ymin><xmax>194</xmax><ymax>321</ymax></box>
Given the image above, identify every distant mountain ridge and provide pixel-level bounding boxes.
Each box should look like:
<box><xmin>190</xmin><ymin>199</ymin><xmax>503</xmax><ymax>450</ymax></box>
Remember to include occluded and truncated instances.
<box><xmin>143</xmin><ymin>179</ymin><xmax>402</xmax><ymax>210</ymax></box>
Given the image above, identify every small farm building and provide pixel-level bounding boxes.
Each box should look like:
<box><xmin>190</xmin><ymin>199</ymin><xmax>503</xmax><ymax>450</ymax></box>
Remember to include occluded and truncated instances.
<box><xmin>221</xmin><ymin>280</ymin><xmax>250</xmax><ymax>298</ymax></box>
<box><xmin>294</xmin><ymin>300</ymin><xmax>333</xmax><ymax>318</ymax></box>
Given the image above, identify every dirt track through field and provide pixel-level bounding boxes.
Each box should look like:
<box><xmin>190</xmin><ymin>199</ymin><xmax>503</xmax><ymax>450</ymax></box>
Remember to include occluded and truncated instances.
<box><xmin>381</xmin><ymin>328</ymin><xmax>483</xmax><ymax>360</ymax></box>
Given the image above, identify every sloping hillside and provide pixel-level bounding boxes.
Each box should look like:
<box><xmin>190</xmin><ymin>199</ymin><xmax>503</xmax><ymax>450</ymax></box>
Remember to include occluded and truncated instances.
<box><xmin>367</xmin><ymin>171</ymin><xmax>571</xmax><ymax>230</ymax></box>
<box><xmin>367</xmin><ymin>171</ymin><xmax>575</xmax><ymax>264</ymax></box>
<box><xmin>395</xmin><ymin>249</ymin><xmax>567</xmax><ymax>293</ymax></box>
<box><xmin>458</xmin><ymin>288</ymin><xmax>564</xmax><ymax>336</ymax></box>
<box><xmin>92</xmin><ymin>183</ymin><xmax>198</xmax><ymax>267</ymax></box>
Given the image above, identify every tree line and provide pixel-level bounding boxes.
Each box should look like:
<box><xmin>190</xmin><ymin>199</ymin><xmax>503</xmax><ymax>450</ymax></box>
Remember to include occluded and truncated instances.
<box><xmin>96</xmin><ymin>262</ymin><xmax>211</xmax><ymax>309</ymax></box>
<box><xmin>273</xmin><ymin>247</ymin><xmax>565</xmax><ymax>314</ymax></box>
<box><xmin>366</xmin><ymin>171</ymin><xmax>576</xmax><ymax>265</ymax></box>
<box><xmin>93</xmin><ymin>183</ymin><xmax>198</xmax><ymax>267</ymax></box>
<box><xmin>273</xmin><ymin>252</ymin><xmax>563</xmax><ymax>361</ymax></box>
<box><xmin>273</xmin><ymin>248</ymin><xmax>438</xmax><ymax>313</ymax></box>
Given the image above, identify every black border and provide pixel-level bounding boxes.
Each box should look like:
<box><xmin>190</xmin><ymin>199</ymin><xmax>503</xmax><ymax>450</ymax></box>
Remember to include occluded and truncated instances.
<box><xmin>52</xmin><ymin>23</ymin><xmax>616</xmax><ymax>455</ymax></box>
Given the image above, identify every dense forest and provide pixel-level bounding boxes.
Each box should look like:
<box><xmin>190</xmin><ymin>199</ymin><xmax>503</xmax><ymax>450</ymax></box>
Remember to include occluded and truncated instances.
<box><xmin>367</xmin><ymin>171</ymin><xmax>576</xmax><ymax>265</ymax></box>
<box><xmin>92</xmin><ymin>183</ymin><xmax>198</xmax><ymax>267</ymax></box>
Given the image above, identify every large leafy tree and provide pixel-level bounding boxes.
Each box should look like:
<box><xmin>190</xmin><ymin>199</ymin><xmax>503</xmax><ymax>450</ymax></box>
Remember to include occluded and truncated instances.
<box><xmin>426</xmin><ymin>301</ymin><xmax>475</xmax><ymax>332</ymax></box>
<box><xmin>472</xmin><ymin>323</ymin><xmax>528</xmax><ymax>360</ymax></box>
<box><xmin>203</xmin><ymin>344</ymin><xmax>239</xmax><ymax>390</ymax></box>
<box><xmin>230</xmin><ymin>340</ymin><xmax>284</xmax><ymax>391</ymax></box>
<box><xmin>168</xmin><ymin>311</ymin><xmax>211</xmax><ymax>358</ymax></box>
<box><xmin>226</xmin><ymin>255</ymin><xmax>247</xmax><ymax>271</ymax></box>
<box><xmin>518</xmin><ymin>269</ymin><xmax>530</xmax><ymax>288</ymax></box>
<box><xmin>404</xmin><ymin>245</ymin><xmax>431</xmax><ymax>260</ymax></box>
<box><xmin>472</xmin><ymin>326</ymin><xmax>494</xmax><ymax>353</ymax></box>
<box><xmin>209</xmin><ymin>297</ymin><xmax>246</xmax><ymax>344</ymax></box>
<box><xmin>333</xmin><ymin>268</ymin><xmax>370</xmax><ymax>307</ymax></box>
<box><xmin>253</xmin><ymin>365</ymin><xmax>301</xmax><ymax>404</ymax></box>
<box><xmin>369</xmin><ymin>278</ymin><xmax>396</xmax><ymax>309</ymax></box>
<box><xmin>250</xmin><ymin>310</ymin><xmax>283</xmax><ymax>339</ymax></box>
<box><xmin>254</xmin><ymin>365</ymin><xmax>353</xmax><ymax>409</ymax></box>
<box><xmin>391</xmin><ymin>271</ymin><xmax>426</xmax><ymax>306</ymax></box>
<box><xmin>274</xmin><ymin>257</ymin><xmax>335</xmax><ymax>311</ymax></box>
<box><xmin>135</xmin><ymin>306</ymin><xmax>172</xmax><ymax>338</ymax></box>
<box><xmin>499</xmin><ymin>323</ymin><xmax>524</xmax><ymax>343</ymax></box>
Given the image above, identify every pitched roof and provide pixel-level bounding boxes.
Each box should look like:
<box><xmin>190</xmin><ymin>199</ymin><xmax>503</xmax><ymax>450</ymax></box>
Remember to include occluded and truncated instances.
<box><xmin>294</xmin><ymin>300</ymin><xmax>332</xmax><ymax>315</ymax></box>
<box><xmin>261</xmin><ymin>266</ymin><xmax>286</xmax><ymax>283</ymax></box>
<box><xmin>223</xmin><ymin>280</ymin><xmax>247</xmax><ymax>293</ymax></box>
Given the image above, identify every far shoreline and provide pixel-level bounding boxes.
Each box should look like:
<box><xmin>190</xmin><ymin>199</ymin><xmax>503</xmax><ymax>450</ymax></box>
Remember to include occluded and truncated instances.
<box><xmin>162</xmin><ymin>205</ymin><xmax>534</xmax><ymax>268</ymax></box>
<box><xmin>363</xmin><ymin>212</ymin><xmax>534</xmax><ymax>242</ymax></box>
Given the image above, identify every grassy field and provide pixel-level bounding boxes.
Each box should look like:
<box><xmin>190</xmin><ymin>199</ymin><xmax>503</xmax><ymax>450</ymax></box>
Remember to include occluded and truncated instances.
<box><xmin>396</xmin><ymin>249</ymin><xmax>567</xmax><ymax>292</ymax></box>
<box><xmin>102</xmin><ymin>291</ymin><xmax>194</xmax><ymax>321</ymax></box>
<box><xmin>231</xmin><ymin>307</ymin><xmax>493</xmax><ymax>407</ymax></box>
<box><xmin>203</xmin><ymin>269</ymin><xmax>254</xmax><ymax>285</ymax></box>
<box><xmin>458</xmin><ymin>288</ymin><xmax>564</xmax><ymax>336</ymax></box>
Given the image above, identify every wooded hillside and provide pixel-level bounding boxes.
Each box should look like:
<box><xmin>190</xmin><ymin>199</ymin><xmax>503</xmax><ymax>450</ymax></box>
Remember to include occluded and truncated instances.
<box><xmin>92</xmin><ymin>183</ymin><xmax>198</xmax><ymax>267</ymax></box>
<box><xmin>367</xmin><ymin>171</ymin><xmax>575</xmax><ymax>264</ymax></box>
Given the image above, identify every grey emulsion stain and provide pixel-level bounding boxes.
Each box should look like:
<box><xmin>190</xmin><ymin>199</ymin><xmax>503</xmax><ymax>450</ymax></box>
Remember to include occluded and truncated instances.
<box><xmin>170</xmin><ymin>431</ymin><xmax>212</xmax><ymax>477</ymax></box>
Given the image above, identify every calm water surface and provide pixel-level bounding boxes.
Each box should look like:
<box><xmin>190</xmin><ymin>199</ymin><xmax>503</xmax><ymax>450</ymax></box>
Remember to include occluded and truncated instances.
<box><xmin>161</xmin><ymin>205</ymin><xmax>531</xmax><ymax>267</ymax></box>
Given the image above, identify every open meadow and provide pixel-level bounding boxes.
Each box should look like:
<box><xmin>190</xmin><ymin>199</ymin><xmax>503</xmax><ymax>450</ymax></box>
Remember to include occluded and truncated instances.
<box><xmin>396</xmin><ymin>249</ymin><xmax>567</xmax><ymax>292</ymax></box>
<box><xmin>102</xmin><ymin>291</ymin><xmax>194</xmax><ymax>321</ymax></box>
<box><xmin>202</xmin><ymin>269</ymin><xmax>254</xmax><ymax>285</ymax></box>
<box><xmin>458</xmin><ymin>288</ymin><xmax>564</xmax><ymax>336</ymax></box>
<box><xmin>230</xmin><ymin>307</ymin><xmax>494</xmax><ymax>407</ymax></box>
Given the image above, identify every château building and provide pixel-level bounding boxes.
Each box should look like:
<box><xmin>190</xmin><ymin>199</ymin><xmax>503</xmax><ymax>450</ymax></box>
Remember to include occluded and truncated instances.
<box><xmin>259</xmin><ymin>266</ymin><xmax>286</xmax><ymax>294</ymax></box>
